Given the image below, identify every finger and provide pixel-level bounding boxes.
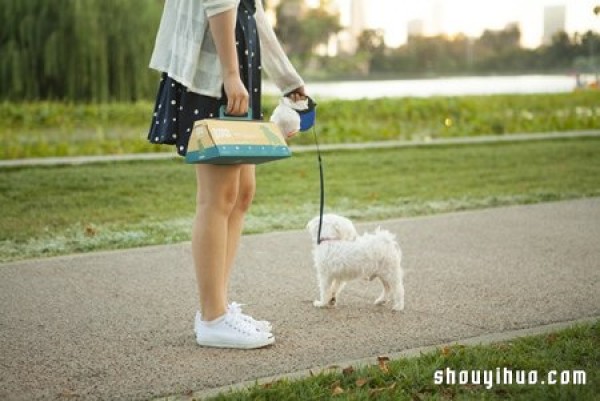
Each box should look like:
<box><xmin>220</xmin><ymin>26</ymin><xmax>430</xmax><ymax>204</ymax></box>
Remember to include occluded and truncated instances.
<box><xmin>240</xmin><ymin>96</ymin><xmax>249</xmax><ymax>115</ymax></box>
<box><xmin>226</xmin><ymin>96</ymin><xmax>237</xmax><ymax>115</ymax></box>
<box><xmin>230</xmin><ymin>96</ymin><xmax>247</xmax><ymax>116</ymax></box>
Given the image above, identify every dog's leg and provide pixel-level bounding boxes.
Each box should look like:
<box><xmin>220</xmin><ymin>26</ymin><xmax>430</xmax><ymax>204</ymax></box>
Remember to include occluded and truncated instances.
<box><xmin>328</xmin><ymin>280</ymin><xmax>347</xmax><ymax>306</ymax></box>
<box><xmin>374</xmin><ymin>277</ymin><xmax>390</xmax><ymax>306</ymax></box>
<box><xmin>314</xmin><ymin>274</ymin><xmax>334</xmax><ymax>308</ymax></box>
<box><xmin>328</xmin><ymin>279</ymin><xmax>338</xmax><ymax>306</ymax></box>
<box><xmin>391</xmin><ymin>280</ymin><xmax>405</xmax><ymax>311</ymax></box>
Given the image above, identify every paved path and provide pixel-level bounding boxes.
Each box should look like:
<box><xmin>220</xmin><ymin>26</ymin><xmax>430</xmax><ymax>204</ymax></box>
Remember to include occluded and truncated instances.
<box><xmin>1</xmin><ymin>198</ymin><xmax>599</xmax><ymax>401</ymax></box>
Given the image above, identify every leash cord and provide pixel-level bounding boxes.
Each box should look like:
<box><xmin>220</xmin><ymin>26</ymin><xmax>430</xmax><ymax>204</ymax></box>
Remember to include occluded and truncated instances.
<box><xmin>311</xmin><ymin>123</ymin><xmax>325</xmax><ymax>245</ymax></box>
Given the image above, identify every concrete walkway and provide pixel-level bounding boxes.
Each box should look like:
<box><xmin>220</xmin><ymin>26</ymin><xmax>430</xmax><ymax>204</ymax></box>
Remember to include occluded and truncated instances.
<box><xmin>1</xmin><ymin>198</ymin><xmax>599</xmax><ymax>401</ymax></box>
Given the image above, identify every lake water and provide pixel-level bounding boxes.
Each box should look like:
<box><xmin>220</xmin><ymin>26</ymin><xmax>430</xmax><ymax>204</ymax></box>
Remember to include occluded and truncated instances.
<box><xmin>263</xmin><ymin>75</ymin><xmax>577</xmax><ymax>99</ymax></box>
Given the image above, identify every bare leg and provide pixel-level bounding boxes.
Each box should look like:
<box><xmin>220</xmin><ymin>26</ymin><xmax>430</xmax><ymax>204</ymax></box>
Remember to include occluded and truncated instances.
<box><xmin>223</xmin><ymin>165</ymin><xmax>256</xmax><ymax>295</ymax></box>
<box><xmin>192</xmin><ymin>164</ymin><xmax>242</xmax><ymax>322</ymax></box>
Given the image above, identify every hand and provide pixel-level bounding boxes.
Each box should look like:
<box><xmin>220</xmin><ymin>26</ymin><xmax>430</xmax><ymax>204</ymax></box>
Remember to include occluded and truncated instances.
<box><xmin>223</xmin><ymin>72</ymin><xmax>249</xmax><ymax>116</ymax></box>
<box><xmin>286</xmin><ymin>86</ymin><xmax>307</xmax><ymax>102</ymax></box>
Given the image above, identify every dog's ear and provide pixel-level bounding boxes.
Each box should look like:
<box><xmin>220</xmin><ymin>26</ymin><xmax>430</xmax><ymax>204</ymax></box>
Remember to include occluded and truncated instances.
<box><xmin>335</xmin><ymin>217</ymin><xmax>358</xmax><ymax>240</ymax></box>
<box><xmin>332</xmin><ymin>220</ymin><xmax>353</xmax><ymax>240</ymax></box>
<box><xmin>306</xmin><ymin>216</ymin><xmax>320</xmax><ymax>239</ymax></box>
<box><xmin>332</xmin><ymin>221</ymin><xmax>342</xmax><ymax>239</ymax></box>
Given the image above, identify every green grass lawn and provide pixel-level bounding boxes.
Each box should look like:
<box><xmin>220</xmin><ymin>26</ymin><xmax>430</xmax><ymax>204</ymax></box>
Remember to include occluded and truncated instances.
<box><xmin>195</xmin><ymin>320</ymin><xmax>599</xmax><ymax>401</ymax></box>
<box><xmin>1</xmin><ymin>137</ymin><xmax>600</xmax><ymax>262</ymax></box>
<box><xmin>1</xmin><ymin>92</ymin><xmax>598</xmax><ymax>158</ymax></box>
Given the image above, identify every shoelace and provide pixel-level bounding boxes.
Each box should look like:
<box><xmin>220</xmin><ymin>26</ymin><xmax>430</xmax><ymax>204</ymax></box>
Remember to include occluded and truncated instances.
<box><xmin>229</xmin><ymin>302</ymin><xmax>258</xmax><ymax>323</ymax></box>
<box><xmin>228</xmin><ymin>302</ymin><xmax>246</xmax><ymax>315</ymax></box>
<box><xmin>225</xmin><ymin>311</ymin><xmax>262</xmax><ymax>335</ymax></box>
<box><xmin>229</xmin><ymin>302</ymin><xmax>271</xmax><ymax>330</ymax></box>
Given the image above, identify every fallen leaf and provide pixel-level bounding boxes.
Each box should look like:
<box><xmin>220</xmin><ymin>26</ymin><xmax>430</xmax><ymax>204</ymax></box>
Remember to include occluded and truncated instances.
<box><xmin>84</xmin><ymin>224</ymin><xmax>97</xmax><ymax>237</ymax></box>
<box><xmin>377</xmin><ymin>356</ymin><xmax>390</xmax><ymax>373</ymax></box>
<box><xmin>441</xmin><ymin>346</ymin><xmax>452</xmax><ymax>356</ymax></box>
<box><xmin>331</xmin><ymin>381</ymin><xmax>344</xmax><ymax>395</ymax></box>
<box><xmin>342</xmin><ymin>366</ymin><xmax>355</xmax><ymax>376</ymax></box>
<box><xmin>356</xmin><ymin>378</ymin><xmax>369</xmax><ymax>388</ymax></box>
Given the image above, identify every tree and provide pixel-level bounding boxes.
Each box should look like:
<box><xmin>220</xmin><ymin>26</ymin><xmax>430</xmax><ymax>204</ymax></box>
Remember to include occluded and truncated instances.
<box><xmin>0</xmin><ymin>0</ymin><xmax>162</xmax><ymax>102</ymax></box>
<box><xmin>356</xmin><ymin>29</ymin><xmax>386</xmax><ymax>73</ymax></box>
<box><xmin>274</xmin><ymin>0</ymin><xmax>341</xmax><ymax>67</ymax></box>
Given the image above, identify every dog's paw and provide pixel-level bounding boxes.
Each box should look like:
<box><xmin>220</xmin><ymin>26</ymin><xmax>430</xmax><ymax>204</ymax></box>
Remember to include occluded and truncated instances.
<box><xmin>313</xmin><ymin>300</ymin><xmax>328</xmax><ymax>308</ymax></box>
<box><xmin>392</xmin><ymin>303</ymin><xmax>405</xmax><ymax>311</ymax></box>
<box><xmin>374</xmin><ymin>299</ymin><xmax>387</xmax><ymax>306</ymax></box>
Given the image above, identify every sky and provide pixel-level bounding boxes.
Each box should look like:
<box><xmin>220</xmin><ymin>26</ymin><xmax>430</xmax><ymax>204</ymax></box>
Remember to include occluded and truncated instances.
<box><xmin>331</xmin><ymin>0</ymin><xmax>600</xmax><ymax>48</ymax></box>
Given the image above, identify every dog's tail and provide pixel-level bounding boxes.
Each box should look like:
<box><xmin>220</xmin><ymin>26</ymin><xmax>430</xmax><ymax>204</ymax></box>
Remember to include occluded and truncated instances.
<box><xmin>375</xmin><ymin>226</ymin><xmax>399</xmax><ymax>247</ymax></box>
<box><xmin>376</xmin><ymin>226</ymin><xmax>404</xmax><ymax>272</ymax></box>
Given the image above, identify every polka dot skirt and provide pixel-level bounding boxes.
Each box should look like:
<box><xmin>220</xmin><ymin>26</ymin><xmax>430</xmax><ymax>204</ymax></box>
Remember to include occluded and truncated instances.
<box><xmin>147</xmin><ymin>0</ymin><xmax>262</xmax><ymax>156</ymax></box>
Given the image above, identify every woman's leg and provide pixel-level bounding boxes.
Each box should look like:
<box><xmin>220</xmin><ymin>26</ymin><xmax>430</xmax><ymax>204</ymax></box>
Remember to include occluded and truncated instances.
<box><xmin>223</xmin><ymin>164</ymin><xmax>256</xmax><ymax>294</ymax></box>
<box><xmin>192</xmin><ymin>164</ymin><xmax>242</xmax><ymax>322</ymax></box>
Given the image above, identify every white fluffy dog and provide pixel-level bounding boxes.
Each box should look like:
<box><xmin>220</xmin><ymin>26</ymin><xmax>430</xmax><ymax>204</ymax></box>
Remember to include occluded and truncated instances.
<box><xmin>306</xmin><ymin>214</ymin><xmax>405</xmax><ymax>311</ymax></box>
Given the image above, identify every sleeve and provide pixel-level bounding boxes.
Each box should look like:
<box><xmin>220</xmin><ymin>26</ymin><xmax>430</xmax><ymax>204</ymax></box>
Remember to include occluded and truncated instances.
<box><xmin>204</xmin><ymin>0</ymin><xmax>238</xmax><ymax>18</ymax></box>
<box><xmin>255</xmin><ymin>1</ymin><xmax>305</xmax><ymax>95</ymax></box>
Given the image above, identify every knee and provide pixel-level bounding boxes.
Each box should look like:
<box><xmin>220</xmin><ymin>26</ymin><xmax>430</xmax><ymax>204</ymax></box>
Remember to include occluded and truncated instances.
<box><xmin>234</xmin><ymin>181</ymin><xmax>255</xmax><ymax>214</ymax></box>
<box><xmin>196</xmin><ymin>185</ymin><xmax>239</xmax><ymax>216</ymax></box>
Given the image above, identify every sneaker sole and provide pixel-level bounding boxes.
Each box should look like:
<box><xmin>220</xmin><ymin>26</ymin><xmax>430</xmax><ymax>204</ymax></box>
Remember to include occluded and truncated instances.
<box><xmin>194</xmin><ymin>325</ymin><xmax>272</xmax><ymax>335</ymax></box>
<box><xmin>195</xmin><ymin>335</ymin><xmax>275</xmax><ymax>350</ymax></box>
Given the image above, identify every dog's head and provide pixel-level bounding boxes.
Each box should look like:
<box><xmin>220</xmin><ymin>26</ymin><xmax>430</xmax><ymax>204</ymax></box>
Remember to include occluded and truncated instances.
<box><xmin>306</xmin><ymin>214</ymin><xmax>358</xmax><ymax>243</ymax></box>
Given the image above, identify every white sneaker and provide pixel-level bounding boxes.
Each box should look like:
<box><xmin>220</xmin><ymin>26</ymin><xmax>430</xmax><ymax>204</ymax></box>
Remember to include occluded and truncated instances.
<box><xmin>195</xmin><ymin>311</ymin><xmax>275</xmax><ymax>349</ymax></box>
<box><xmin>228</xmin><ymin>302</ymin><xmax>273</xmax><ymax>333</ymax></box>
<box><xmin>195</xmin><ymin>303</ymin><xmax>272</xmax><ymax>333</ymax></box>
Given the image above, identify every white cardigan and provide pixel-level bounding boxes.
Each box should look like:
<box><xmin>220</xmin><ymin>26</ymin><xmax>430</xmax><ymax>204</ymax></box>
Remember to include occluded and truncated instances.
<box><xmin>149</xmin><ymin>0</ymin><xmax>304</xmax><ymax>98</ymax></box>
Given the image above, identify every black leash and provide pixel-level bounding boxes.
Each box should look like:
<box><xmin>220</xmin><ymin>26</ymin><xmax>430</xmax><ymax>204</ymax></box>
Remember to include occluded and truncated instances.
<box><xmin>311</xmin><ymin>123</ymin><xmax>325</xmax><ymax>245</ymax></box>
<box><xmin>288</xmin><ymin>95</ymin><xmax>323</xmax><ymax>245</ymax></box>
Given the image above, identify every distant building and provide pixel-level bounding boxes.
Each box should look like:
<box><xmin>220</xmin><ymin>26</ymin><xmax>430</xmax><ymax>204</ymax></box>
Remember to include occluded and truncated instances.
<box><xmin>431</xmin><ymin>0</ymin><xmax>444</xmax><ymax>36</ymax></box>
<box><xmin>407</xmin><ymin>19</ymin><xmax>424</xmax><ymax>37</ymax></box>
<box><xmin>350</xmin><ymin>0</ymin><xmax>367</xmax><ymax>38</ymax></box>
<box><xmin>543</xmin><ymin>5</ymin><xmax>566</xmax><ymax>45</ymax></box>
<box><xmin>336</xmin><ymin>0</ymin><xmax>366</xmax><ymax>54</ymax></box>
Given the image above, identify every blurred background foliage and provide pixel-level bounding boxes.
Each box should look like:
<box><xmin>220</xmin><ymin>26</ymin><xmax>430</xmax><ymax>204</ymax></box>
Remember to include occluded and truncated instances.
<box><xmin>0</xmin><ymin>0</ymin><xmax>163</xmax><ymax>102</ymax></box>
<box><xmin>1</xmin><ymin>92</ymin><xmax>598</xmax><ymax>159</ymax></box>
<box><xmin>1</xmin><ymin>0</ymin><xmax>599</xmax><ymax>102</ymax></box>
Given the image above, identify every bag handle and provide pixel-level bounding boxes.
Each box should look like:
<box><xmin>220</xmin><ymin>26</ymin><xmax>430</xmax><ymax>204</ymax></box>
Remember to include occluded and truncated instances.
<box><xmin>218</xmin><ymin>105</ymin><xmax>254</xmax><ymax>120</ymax></box>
